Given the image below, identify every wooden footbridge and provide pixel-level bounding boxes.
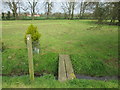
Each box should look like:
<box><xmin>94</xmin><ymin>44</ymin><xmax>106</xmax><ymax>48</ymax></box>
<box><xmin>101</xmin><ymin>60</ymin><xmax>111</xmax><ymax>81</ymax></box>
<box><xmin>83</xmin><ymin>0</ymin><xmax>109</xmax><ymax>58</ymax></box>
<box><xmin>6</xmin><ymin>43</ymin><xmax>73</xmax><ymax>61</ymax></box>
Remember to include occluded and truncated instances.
<box><xmin>58</xmin><ymin>54</ymin><xmax>76</xmax><ymax>82</ymax></box>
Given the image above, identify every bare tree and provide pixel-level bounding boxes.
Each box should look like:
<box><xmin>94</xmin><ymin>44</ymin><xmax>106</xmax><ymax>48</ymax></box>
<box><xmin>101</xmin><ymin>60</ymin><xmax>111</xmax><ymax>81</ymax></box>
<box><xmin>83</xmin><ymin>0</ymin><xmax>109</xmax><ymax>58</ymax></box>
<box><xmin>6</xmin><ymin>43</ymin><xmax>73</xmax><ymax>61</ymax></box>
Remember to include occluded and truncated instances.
<box><xmin>79</xmin><ymin>1</ymin><xmax>89</xmax><ymax>19</ymax></box>
<box><xmin>61</xmin><ymin>3</ymin><xmax>67</xmax><ymax>19</ymax></box>
<box><xmin>61</xmin><ymin>1</ymin><xmax>77</xmax><ymax>20</ymax></box>
<box><xmin>36</xmin><ymin>2</ymin><xmax>45</xmax><ymax>14</ymax></box>
<box><xmin>18</xmin><ymin>2</ymin><xmax>29</xmax><ymax>16</ymax></box>
<box><xmin>27</xmin><ymin>0</ymin><xmax>39</xmax><ymax>20</ymax></box>
<box><xmin>71</xmin><ymin>2</ymin><xmax>77</xmax><ymax>19</ymax></box>
<box><xmin>61</xmin><ymin>2</ymin><xmax>69</xmax><ymax>19</ymax></box>
<box><xmin>44</xmin><ymin>1</ymin><xmax>53</xmax><ymax>19</ymax></box>
<box><xmin>3</xmin><ymin>0</ymin><xmax>20</xmax><ymax>20</ymax></box>
<box><xmin>61</xmin><ymin>2</ymin><xmax>72</xmax><ymax>19</ymax></box>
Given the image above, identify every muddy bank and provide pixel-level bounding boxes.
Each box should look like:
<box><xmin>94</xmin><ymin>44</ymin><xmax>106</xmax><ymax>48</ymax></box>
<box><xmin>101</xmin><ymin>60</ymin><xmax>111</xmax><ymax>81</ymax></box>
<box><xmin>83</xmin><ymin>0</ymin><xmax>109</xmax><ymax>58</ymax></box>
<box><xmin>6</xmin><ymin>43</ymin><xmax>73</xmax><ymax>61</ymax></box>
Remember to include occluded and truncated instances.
<box><xmin>1</xmin><ymin>73</ymin><xmax>119</xmax><ymax>81</ymax></box>
<box><xmin>75</xmin><ymin>74</ymin><xmax>119</xmax><ymax>81</ymax></box>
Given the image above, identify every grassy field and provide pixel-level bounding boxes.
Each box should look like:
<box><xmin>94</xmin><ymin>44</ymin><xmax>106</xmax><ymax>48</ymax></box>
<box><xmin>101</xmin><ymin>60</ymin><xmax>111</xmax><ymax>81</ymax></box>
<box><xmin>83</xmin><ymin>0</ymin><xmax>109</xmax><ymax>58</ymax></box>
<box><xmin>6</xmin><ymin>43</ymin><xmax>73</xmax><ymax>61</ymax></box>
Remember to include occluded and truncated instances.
<box><xmin>2</xmin><ymin>20</ymin><xmax>118</xmax><ymax>88</ymax></box>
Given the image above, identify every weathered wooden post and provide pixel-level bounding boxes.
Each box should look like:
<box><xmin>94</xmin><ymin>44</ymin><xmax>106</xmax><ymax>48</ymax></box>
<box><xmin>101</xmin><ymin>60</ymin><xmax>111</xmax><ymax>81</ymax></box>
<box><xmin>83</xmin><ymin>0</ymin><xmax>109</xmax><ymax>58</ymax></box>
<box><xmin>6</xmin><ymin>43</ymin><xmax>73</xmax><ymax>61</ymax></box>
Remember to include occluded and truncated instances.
<box><xmin>27</xmin><ymin>34</ymin><xmax>34</xmax><ymax>81</ymax></box>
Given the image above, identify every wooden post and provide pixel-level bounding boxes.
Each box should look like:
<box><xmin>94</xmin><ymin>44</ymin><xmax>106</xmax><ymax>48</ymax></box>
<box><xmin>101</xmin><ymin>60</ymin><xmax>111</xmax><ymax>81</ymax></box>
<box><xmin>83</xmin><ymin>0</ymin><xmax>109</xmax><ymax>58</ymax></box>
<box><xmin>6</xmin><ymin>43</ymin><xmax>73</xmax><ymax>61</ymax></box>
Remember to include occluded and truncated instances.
<box><xmin>27</xmin><ymin>34</ymin><xmax>34</xmax><ymax>81</ymax></box>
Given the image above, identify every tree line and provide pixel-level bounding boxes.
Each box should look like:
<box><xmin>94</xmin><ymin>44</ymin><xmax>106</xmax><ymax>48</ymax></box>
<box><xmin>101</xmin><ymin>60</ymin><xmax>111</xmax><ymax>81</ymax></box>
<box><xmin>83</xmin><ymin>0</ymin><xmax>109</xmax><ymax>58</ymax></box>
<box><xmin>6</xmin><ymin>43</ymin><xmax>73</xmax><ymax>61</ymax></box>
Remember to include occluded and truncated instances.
<box><xmin>2</xmin><ymin>0</ymin><xmax>120</xmax><ymax>25</ymax></box>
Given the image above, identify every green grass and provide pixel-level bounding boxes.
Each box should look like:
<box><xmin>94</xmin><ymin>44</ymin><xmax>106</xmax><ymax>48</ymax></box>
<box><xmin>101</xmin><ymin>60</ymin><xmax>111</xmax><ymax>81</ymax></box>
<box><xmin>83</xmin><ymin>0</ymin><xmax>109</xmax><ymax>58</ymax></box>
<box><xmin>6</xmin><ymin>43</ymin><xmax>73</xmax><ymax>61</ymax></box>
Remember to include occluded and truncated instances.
<box><xmin>2</xmin><ymin>48</ymin><xmax>118</xmax><ymax>76</ymax></box>
<box><xmin>2</xmin><ymin>20</ymin><xmax>118</xmax><ymax>54</ymax></box>
<box><xmin>2</xmin><ymin>20</ymin><xmax>118</xmax><ymax>88</ymax></box>
<box><xmin>2</xmin><ymin>49</ymin><xmax>58</xmax><ymax>75</ymax></box>
<box><xmin>2</xmin><ymin>75</ymin><xmax>118</xmax><ymax>88</ymax></box>
<box><xmin>71</xmin><ymin>54</ymin><xmax>118</xmax><ymax>76</ymax></box>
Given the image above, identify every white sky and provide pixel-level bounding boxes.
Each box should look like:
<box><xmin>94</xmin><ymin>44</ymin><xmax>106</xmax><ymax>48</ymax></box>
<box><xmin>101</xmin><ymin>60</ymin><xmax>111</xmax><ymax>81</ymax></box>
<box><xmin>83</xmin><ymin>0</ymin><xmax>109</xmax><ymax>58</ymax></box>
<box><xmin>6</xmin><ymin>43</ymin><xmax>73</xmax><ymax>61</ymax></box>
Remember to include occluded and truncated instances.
<box><xmin>1</xmin><ymin>2</ymin><xmax>83</xmax><ymax>14</ymax></box>
<box><xmin>1</xmin><ymin>0</ymin><xmax>120</xmax><ymax>14</ymax></box>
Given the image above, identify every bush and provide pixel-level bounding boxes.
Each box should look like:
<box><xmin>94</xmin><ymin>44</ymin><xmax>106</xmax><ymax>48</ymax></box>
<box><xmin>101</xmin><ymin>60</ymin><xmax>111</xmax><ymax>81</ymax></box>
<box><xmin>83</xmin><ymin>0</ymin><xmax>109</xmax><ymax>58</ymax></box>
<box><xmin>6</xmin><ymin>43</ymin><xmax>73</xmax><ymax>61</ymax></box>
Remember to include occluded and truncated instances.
<box><xmin>24</xmin><ymin>24</ymin><xmax>41</xmax><ymax>44</ymax></box>
<box><xmin>24</xmin><ymin>24</ymin><xmax>41</xmax><ymax>53</ymax></box>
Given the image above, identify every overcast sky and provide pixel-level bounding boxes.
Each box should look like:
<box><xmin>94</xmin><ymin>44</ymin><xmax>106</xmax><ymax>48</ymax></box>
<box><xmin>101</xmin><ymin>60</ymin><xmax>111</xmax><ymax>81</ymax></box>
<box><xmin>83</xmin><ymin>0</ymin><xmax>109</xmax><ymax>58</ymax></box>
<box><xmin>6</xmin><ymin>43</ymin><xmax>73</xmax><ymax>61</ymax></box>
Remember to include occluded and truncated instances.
<box><xmin>2</xmin><ymin>2</ymin><xmax>82</xmax><ymax>14</ymax></box>
<box><xmin>1</xmin><ymin>0</ymin><xmax>120</xmax><ymax>14</ymax></box>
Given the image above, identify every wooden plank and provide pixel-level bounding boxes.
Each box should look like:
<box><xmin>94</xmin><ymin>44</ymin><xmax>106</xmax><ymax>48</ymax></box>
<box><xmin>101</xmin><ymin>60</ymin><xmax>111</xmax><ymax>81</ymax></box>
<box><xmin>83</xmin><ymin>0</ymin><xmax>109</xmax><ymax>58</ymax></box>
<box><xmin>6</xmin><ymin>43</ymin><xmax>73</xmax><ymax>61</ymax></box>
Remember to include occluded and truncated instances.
<box><xmin>27</xmin><ymin>34</ymin><xmax>34</xmax><ymax>81</ymax></box>
<box><xmin>64</xmin><ymin>55</ymin><xmax>76</xmax><ymax>80</ymax></box>
<box><xmin>58</xmin><ymin>54</ymin><xmax>67</xmax><ymax>82</ymax></box>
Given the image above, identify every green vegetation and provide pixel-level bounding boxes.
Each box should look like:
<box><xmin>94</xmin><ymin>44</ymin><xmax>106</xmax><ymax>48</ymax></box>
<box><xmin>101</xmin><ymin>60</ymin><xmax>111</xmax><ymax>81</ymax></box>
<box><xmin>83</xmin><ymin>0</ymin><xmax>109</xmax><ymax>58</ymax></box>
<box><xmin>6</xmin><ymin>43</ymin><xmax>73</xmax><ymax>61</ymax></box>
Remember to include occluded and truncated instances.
<box><xmin>24</xmin><ymin>24</ymin><xmax>41</xmax><ymax>44</ymax></box>
<box><xmin>2</xmin><ymin>20</ymin><xmax>118</xmax><ymax>88</ymax></box>
<box><xmin>2</xmin><ymin>75</ymin><xmax>118</xmax><ymax>88</ymax></box>
<box><xmin>71</xmin><ymin>54</ymin><xmax>118</xmax><ymax>76</ymax></box>
<box><xmin>2</xmin><ymin>20</ymin><xmax>118</xmax><ymax>54</ymax></box>
<box><xmin>2</xmin><ymin>49</ymin><xmax>58</xmax><ymax>75</ymax></box>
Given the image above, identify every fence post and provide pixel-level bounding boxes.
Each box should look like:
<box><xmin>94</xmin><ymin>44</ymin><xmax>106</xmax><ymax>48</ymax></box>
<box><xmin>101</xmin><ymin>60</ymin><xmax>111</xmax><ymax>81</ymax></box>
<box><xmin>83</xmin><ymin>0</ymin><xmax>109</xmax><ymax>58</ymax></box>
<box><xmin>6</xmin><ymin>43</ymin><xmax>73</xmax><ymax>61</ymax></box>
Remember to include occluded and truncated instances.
<box><xmin>27</xmin><ymin>34</ymin><xmax>34</xmax><ymax>81</ymax></box>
